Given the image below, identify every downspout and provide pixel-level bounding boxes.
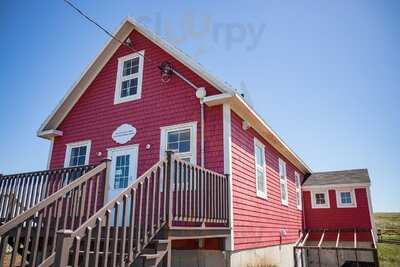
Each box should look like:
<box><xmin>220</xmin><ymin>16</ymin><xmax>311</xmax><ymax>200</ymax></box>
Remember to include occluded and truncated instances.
<box><xmin>200</xmin><ymin>100</ymin><xmax>205</xmax><ymax>167</ymax></box>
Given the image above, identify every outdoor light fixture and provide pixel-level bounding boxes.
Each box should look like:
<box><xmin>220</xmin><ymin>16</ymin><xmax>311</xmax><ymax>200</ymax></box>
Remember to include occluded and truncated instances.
<box><xmin>124</xmin><ymin>37</ymin><xmax>133</xmax><ymax>48</ymax></box>
<box><xmin>159</xmin><ymin>61</ymin><xmax>173</xmax><ymax>83</ymax></box>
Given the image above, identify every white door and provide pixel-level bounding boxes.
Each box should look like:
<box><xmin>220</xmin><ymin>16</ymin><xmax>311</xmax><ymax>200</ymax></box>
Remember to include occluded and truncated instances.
<box><xmin>107</xmin><ymin>145</ymin><xmax>139</xmax><ymax>201</ymax></box>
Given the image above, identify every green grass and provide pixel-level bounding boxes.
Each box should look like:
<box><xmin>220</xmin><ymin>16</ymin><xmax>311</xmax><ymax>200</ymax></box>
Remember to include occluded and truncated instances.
<box><xmin>375</xmin><ymin>212</ymin><xmax>400</xmax><ymax>267</ymax></box>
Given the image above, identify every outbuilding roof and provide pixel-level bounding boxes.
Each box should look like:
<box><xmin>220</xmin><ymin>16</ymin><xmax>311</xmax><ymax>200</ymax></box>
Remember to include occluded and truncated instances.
<box><xmin>303</xmin><ymin>169</ymin><xmax>370</xmax><ymax>187</ymax></box>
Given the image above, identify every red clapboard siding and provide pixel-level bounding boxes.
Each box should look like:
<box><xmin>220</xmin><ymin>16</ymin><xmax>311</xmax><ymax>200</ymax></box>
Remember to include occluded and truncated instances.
<box><xmin>303</xmin><ymin>188</ymin><xmax>372</xmax><ymax>241</ymax></box>
<box><xmin>50</xmin><ymin>29</ymin><xmax>224</xmax><ymax>197</ymax></box>
<box><xmin>230</xmin><ymin>112</ymin><xmax>304</xmax><ymax>250</ymax></box>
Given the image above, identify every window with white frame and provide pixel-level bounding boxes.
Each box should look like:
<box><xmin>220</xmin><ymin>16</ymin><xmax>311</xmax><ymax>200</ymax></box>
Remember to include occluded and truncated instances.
<box><xmin>114</xmin><ymin>51</ymin><xmax>144</xmax><ymax>104</ymax></box>
<box><xmin>160</xmin><ymin>122</ymin><xmax>197</xmax><ymax>164</ymax></box>
<box><xmin>295</xmin><ymin>172</ymin><xmax>302</xmax><ymax>209</ymax></box>
<box><xmin>279</xmin><ymin>158</ymin><xmax>288</xmax><ymax>205</ymax></box>
<box><xmin>254</xmin><ymin>138</ymin><xmax>267</xmax><ymax>198</ymax></box>
<box><xmin>64</xmin><ymin>140</ymin><xmax>91</xmax><ymax>167</ymax></box>
<box><xmin>311</xmin><ymin>191</ymin><xmax>330</xmax><ymax>208</ymax></box>
<box><xmin>336</xmin><ymin>189</ymin><xmax>357</xmax><ymax>208</ymax></box>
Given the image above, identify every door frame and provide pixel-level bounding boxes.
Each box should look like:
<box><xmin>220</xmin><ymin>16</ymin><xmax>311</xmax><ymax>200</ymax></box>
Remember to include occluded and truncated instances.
<box><xmin>106</xmin><ymin>144</ymin><xmax>139</xmax><ymax>201</ymax></box>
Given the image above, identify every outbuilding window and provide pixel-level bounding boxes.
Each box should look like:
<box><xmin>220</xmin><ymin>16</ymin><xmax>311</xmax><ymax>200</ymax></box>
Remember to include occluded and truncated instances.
<box><xmin>336</xmin><ymin>189</ymin><xmax>357</xmax><ymax>208</ymax></box>
<box><xmin>279</xmin><ymin>158</ymin><xmax>288</xmax><ymax>205</ymax></box>
<box><xmin>254</xmin><ymin>138</ymin><xmax>267</xmax><ymax>199</ymax></box>
<box><xmin>114</xmin><ymin>51</ymin><xmax>144</xmax><ymax>104</ymax></box>
<box><xmin>311</xmin><ymin>190</ymin><xmax>330</xmax><ymax>208</ymax></box>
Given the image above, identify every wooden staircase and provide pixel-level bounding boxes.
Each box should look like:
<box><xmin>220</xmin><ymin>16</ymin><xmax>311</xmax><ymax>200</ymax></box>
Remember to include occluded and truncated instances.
<box><xmin>0</xmin><ymin>152</ymin><xmax>229</xmax><ymax>267</ymax></box>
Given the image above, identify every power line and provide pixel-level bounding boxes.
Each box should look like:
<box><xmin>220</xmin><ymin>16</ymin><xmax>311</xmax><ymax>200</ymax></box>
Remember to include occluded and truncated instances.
<box><xmin>63</xmin><ymin>0</ymin><xmax>157</xmax><ymax>67</ymax></box>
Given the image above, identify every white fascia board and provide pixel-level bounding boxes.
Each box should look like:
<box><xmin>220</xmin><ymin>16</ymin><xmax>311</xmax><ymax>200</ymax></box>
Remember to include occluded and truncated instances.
<box><xmin>302</xmin><ymin>183</ymin><xmax>370</xmax><ymax>191</ymax></box>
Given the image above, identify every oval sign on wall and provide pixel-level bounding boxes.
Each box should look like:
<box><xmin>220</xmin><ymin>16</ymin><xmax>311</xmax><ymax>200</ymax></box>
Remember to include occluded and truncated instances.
<box><xmin>112</xmin><ymin>124</ymin><xmax>137</xmax><ymax>144</ymax></box>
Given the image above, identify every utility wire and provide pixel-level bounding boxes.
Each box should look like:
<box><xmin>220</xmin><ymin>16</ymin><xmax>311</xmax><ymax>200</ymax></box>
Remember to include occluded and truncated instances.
<box><xmin>63</xmin><ymin>0</ymin><xmax>158</xmax><ymax>67</ymax></box>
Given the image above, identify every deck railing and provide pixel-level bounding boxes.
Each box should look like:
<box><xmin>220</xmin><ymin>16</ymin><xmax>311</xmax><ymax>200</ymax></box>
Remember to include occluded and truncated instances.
<box><xmin>0</xmin><ymin>162</ymin><xmax>107</xmax><ymax>267</ymax></box>
<box><xmin>53</xmin><ymin>153</ymin><xmax>229</xmax><ymax>267</ymax></box>
<box><xmin>171</xmin><ymin>158</ymin><xmax>229</xmax><ymax>225</ymax></box>
<box><xmin>0</xmin><ymin>165</ymin><xmax>94</xmax><ymax>222</ymax></box>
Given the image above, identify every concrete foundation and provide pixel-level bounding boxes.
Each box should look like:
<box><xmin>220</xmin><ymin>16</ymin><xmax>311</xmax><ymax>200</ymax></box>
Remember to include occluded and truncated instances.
<box><xmin>229</xmin><ymin>243</ymin><xmax>295</xmax><ymax>267</ymax></box>
<box><xmin>171</xmin><ymin>249</ymin><xmax>226</xmax><ymax>267</ymax></box>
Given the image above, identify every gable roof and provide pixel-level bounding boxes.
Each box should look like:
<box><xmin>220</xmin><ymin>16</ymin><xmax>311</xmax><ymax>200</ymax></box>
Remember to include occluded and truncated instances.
<box><xmin>303</xmin><ymin>169</ymin><xmax>370</xmax><ymax>187</ymax></box>
<box><xmin>37</xmin><ymin>17</ymin><xmax>312</xmax><ymax>174</ymax></box>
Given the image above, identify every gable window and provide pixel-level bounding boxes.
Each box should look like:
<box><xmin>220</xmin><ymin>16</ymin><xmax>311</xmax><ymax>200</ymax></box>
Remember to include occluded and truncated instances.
<box><xmin>311</xmin><ymin>190</ymin><xmax>330</xmax><ymax>208</ymax></box>
<box><xmin>295</xmin><ymin>172</ymin><xmax>302</xmax><ymax>210</ymax></box>
<box><xmin>160</xmin><ymin>122</ymin><xmax>197</xmax><ymax>164</ymax></box>
<box><xmin>64</xmin><ymin>140</ymin><xmax>91</xmax><ymax>167</ymax></box>
<box><xmin>114</xmin><ymin>51</ymin><xmax>144</xmax><ymax>104</ymax></box>
<box><xmin>254</xmin><ymin>138</ymin><xmax>267</xmax><ymax>199</ymax></box>
<box><xmin>279</xmin><ymin>158</ymin><xmax>288</xmax><ymax>205</ymax></box>
<box><xmin>336</xmin><ymin>189</ymin><xmax>357</xmax><ymax>208</ymax></box>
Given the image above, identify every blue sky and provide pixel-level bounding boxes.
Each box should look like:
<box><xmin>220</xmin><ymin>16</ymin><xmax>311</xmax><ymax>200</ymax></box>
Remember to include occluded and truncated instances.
<box><xmin>0</xmin><ymin>1</ymin><xmax>399</xmax><ymax>212</ymax></box>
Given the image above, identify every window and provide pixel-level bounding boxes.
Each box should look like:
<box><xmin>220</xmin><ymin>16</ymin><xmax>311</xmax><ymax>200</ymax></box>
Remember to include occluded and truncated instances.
<box><xmin>114</xmin><ymin>51</ymin><xmax>144</xmax><ymax>104</ymax></box>
<box><xmin>279</xmin><ymin>158</ymin><xmax>288</xmax><ymax>205</ymax></box>
<box><xmin>254</xmin><ymin>138</ymin><xmax>267</xmax><ymax>198</ymax></box>
<box><xmin>64</xmin><ymin>140</ymin><xmax>91</xmax><ymax>167</ymax></box>
<box><xmin>336</xmin><ymin>189</ymin><xmax>357</xmax><ymax>208</ymax></box>
<box><xmin>311</xmin><ymin>191</ymin><xmax>330</xmax><ymax>208</ymax></box>
<box><xmin>114</xmin><ymin>154</ymin><xmax>130</xmax><ymax>189</ymax></box>
<box><xmin>295</xmin><ymin>172</ymin><xmax>302</xmax><ymax>210</ymax></box>
<box><xmin>160</xmin><ymin>122</ymin><xmax>197</xmax><ymax>164</ymax></box>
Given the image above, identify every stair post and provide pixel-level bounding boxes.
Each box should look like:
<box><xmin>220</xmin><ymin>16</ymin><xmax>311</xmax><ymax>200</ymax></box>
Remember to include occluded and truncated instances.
<box><xmin>165</xmin><ymin>151</ymin><xmax>174</xmax><ymax>228</ymax></box>
<box><xmin>102</xmin><ymin>158</ymin><xmax>112</xmax><ymax>206</ymax></box>
<box><xmin>54</xmin><ymin>230</ymin><xmax>74</xmax><ymax>267</ymax></box>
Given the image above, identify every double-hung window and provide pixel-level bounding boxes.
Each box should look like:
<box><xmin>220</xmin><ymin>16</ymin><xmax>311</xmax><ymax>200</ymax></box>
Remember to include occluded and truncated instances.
<box><xmin>160</xmin><ymin>122</ymin><xmax>197</xmax><ymax>164</ymax></box>
<box><xmin>295</xmin><ymin>172</ymin><xmax>302</xmax><ymax>210</ymax></box>
<box><xmin>254</xmin><ymin>138</ymin><xmax>267</xmax><ymax>198</ymax></box>
<box><xmin>64</xmin><ymin>140</ymin><xmax>91</xmax><ymax>167</ymax></box>
<box><xmin>279</xmin><ymin>158</ymin><xmax>288</xmax><ymax>205</ymax></box>
<box><xmin>114</xmin><ymin>51</ymin><xmax>144</xmax><ymax>104</ymax></box>
<box><xmin>336</xmin><ymin>189</ymin><xmax>356</xmax><ymax>208</ymax></box>
<box><xmin>311</xmin><ymin>191</ymin><xmax>330</xmax><ymax>208</ymax></box>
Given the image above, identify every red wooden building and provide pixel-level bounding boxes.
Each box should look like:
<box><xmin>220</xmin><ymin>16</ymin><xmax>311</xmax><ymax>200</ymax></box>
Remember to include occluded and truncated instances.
<box><xmin>0</xmin><ymin>18</ymin><xmax>378</xmax><ymax>267</ymax></box>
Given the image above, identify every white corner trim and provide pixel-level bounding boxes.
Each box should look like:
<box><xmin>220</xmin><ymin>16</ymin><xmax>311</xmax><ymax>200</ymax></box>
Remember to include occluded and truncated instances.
<box><xmin>254</xmin><ymin>137</ymin><xmax>267</xmax><ymax>199</ymax></box>
<box><xmin>336</xmin><ymin>188</ymin><xmax>357</xmax><ymax>208</ymax></box>
<box><xmin>46</xmin><ymin>137</ymin><xmax>54</xmax><ymax>169</ymax></box>
<box><xmin>366</xmin><ymin>185</ymin><xmax>378</xmax><ymax>241</ymax></box>
<box><xmin>223</xmin><ymin>103</ymin><xmax>234</xmax><ymax>251</ymax></box>
<box><xmin>159</xmin><ymin>121</ymin><xmax>197</xmax><ymax>165</ymax></box>
<box><xmin>311</xmin><ymin>190</ymin><xmax>330</xmax><ymax>209</ymax></box>
<box><xmin>64</xmin><ymin>140</ymin><xmax>92</xmax><ymax>167</ymax></box>
<box><xmin>114</xmin><ymin>50</ymin><xmax>145</xmax><ymax>105</ymax></box>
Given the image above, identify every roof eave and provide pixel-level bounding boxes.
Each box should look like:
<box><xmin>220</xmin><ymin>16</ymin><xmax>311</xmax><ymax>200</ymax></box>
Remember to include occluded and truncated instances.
<box><xmin>204</xmin><ymin>93</ymin><xmax>312</xmax><ymax>174</ymax></box>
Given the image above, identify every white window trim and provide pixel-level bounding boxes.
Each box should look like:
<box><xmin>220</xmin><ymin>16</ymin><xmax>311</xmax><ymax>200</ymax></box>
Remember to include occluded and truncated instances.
<box><xmin>114</xmin><ymin>50</ymin><xmax>145</xmax><ymax>104</ymax></box>
<box><xmin>336</xmin><ymin>188</ymin><xmax>357</xmax><ymax>208</ymax></box>
<box><xmin>279</xmin><ymin>158</ymin><xmax>288</xmax><ymax>206</ymax></box>
<box><xmin>311</xmin><ymin>190</ymin><xmax>330</xmax><ymax>209</ymax></box>
<box><xmin>295</xmin><ymin>171</ymin><xmax>302</xmax><ymax>210</ymax></box>
<box><xmin>64</xmin><ymin>140</ymin><xmax>91</xmax><ymax>167</ymax></box>
<box><xmin>159</xmin><ymin>122</ymin><xmax>197</xmax><ymax>165</ymax></box>
<box><xmin>254</xmin><ymin>138</ymin><xmax>267</xmax><ymax>199</ymax></box>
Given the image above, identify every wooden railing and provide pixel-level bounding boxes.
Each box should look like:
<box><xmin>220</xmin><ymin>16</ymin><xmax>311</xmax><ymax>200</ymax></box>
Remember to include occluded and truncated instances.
<box><xmin>171</xmin><ymin>158</ymin><xmax>229</xmax><ymax>225</ymax></box>
<box><xmin>53</xmin><ymin>153</ymin><xmax>229</xmax><ymax>267</ymax></box>
<box><xmin>0</xmin><ymin>165</ymin><xmax>94</xmax><ymax>223</ymax></box>
<box><xmin>0</xmin><ymin>162</ymin><xmax>107</xmax><ymax>267</ymax></box>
